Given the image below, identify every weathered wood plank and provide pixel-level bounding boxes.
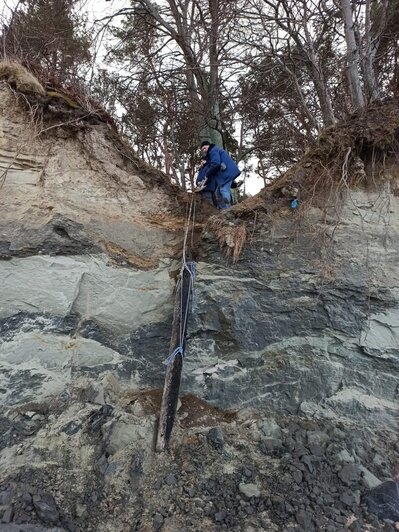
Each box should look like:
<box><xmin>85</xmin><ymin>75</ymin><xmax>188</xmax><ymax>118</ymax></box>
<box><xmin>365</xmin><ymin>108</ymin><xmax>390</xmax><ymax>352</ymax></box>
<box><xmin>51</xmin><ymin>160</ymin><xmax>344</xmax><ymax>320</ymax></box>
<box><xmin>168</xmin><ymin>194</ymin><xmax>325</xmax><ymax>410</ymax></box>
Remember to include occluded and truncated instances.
<box><xmin>156</xmin><ymin>262</ymin><xmax>193</xmax><ymax>451</ymax></box>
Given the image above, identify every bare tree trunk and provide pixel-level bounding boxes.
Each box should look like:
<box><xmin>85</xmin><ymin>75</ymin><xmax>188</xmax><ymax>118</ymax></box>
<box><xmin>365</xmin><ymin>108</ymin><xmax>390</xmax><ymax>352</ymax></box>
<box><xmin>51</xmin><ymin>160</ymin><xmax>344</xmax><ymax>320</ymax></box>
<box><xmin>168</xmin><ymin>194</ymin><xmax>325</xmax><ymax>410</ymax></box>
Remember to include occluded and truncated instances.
<box><xmin>207</xmin><ymin>0</ymin><xmax>223</xmax><ymax>146</ymax></box>
<box><xmin>139</xmin><ymin>0</ymin><xmax>224</xmax><ymax>147</ymax></box>
<box><xmin>362</xmin><ymin>0</ymin><xmax>379</xmax><ymax>101</ymax></box>
<box><xmin>302</xmin><ymin>15</ymin><xmax>335</xmax><ymax>126</ymax></box>
<box><xmin>340</xmin><ymin>0</ymin><xmax>365</xmax><ymax>109</ymax></box>
<box><xmin>262</xmin><ymin>0</ymin><xmax>335</xmax><ymax>127</ymax></box>
<box><xmin>362</xmin><ymin>0</ymin><xmax>389</xmax><ymax>102</ymax></box>
<box><xmin>164</xmin><ymin>127</ymin><xmax>172</xmax><ymax>177</ymax></box>
<box><xmin>258</xmin><ymin>158</ymin><xmax>268</xmax><ymax>190</ymax></box>
<box><xmin>179</xmin><ymin>160</ymin><xmax>187</xmax><ymax>190</ymax></box>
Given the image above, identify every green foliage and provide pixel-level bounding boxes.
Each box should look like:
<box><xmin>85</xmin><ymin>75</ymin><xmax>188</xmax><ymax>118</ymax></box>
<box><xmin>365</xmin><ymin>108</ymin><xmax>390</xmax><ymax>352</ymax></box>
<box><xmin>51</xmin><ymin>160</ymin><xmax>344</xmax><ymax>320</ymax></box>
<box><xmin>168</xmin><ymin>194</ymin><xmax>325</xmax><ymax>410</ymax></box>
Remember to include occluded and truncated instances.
<box><xmin>2</xmin><ymin>0</ymin><xmax>92</xmax><ymax>82</ymax></box>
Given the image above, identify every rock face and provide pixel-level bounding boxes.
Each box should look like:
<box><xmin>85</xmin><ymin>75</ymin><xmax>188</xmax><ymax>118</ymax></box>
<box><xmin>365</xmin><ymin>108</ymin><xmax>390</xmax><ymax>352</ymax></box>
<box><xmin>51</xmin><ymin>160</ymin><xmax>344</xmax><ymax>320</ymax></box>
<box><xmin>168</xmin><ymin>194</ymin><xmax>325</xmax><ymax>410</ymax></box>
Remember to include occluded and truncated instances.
<box><xmin>0</xmin><ymin>84</ymin><xmax>398</xmax><ymax>531</ymax></box>
<box><xmin>0</xmin><ymin>85</ymin><xmax>184</xmax><ymax>406</ymax></box>
<box><xmin>186</xmin><ymin>188</ymin><xmax>399</xmax><ymax>431</ymax></box>
<box><xmin>0</xmin><ymin>86</ymin><xmax>182</xmax><ymax>265</ymax></box>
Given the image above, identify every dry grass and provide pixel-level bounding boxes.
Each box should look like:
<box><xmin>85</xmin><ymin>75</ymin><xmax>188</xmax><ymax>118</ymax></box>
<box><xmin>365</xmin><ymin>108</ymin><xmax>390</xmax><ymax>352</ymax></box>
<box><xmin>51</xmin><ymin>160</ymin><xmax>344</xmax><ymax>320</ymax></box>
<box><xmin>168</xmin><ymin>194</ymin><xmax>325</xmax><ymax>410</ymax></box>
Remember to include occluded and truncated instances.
<box><xmin>0</xmin><ymin>61</ymin><xmax>45</xmax><ymax>95</ymax></box>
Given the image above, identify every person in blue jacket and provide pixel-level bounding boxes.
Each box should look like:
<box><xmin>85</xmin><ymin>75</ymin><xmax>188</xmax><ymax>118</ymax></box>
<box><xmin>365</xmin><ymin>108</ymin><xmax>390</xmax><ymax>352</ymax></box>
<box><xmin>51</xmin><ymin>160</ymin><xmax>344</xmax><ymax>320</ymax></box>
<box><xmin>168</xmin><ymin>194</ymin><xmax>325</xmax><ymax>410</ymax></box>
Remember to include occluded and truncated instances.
<box><xmin>199</xmin><ymin>140</ymin><xmax>241</xmax><ymax>209</ymax></box>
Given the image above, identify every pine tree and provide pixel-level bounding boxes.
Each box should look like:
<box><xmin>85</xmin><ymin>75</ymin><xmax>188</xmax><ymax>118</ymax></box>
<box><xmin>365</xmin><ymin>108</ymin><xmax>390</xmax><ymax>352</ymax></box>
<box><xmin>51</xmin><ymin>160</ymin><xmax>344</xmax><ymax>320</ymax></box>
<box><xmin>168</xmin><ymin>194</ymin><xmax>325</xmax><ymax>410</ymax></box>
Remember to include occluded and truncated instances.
<box><xmin>2</xmin><ymin>0</ymin><xmax>91</xmax><ymax>83</ymax></box>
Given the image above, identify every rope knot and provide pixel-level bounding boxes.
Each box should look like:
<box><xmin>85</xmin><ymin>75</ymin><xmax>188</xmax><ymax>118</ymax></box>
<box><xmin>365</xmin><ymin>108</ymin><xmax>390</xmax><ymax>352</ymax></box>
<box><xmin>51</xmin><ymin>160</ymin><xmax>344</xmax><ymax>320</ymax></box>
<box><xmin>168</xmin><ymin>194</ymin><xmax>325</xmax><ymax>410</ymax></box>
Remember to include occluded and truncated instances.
<box><xmin>163</xmin><ymin>346</ymin><xmax>184</xmax><ymax>365</ymax></box>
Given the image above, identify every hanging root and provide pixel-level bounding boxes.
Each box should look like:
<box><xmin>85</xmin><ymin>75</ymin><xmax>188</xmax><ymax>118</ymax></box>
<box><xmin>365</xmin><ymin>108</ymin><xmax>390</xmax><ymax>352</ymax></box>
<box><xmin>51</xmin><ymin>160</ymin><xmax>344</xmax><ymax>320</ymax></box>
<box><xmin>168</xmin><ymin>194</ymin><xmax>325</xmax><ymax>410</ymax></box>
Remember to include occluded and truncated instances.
<box><xmin>209</xmin><ymin>218</ymin><xmax>247</xmax><ymax>264</ymax></box>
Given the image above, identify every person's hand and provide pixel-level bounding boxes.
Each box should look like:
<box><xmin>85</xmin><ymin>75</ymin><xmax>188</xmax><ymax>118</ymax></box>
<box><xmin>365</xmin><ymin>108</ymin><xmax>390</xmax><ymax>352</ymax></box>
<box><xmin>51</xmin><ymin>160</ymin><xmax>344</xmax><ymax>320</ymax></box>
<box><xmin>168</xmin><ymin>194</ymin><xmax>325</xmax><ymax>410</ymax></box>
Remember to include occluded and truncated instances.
<box><xmin>194</xmin><ymin>177</ymin><xmax>207</xmax><ymax>192</ymax></box>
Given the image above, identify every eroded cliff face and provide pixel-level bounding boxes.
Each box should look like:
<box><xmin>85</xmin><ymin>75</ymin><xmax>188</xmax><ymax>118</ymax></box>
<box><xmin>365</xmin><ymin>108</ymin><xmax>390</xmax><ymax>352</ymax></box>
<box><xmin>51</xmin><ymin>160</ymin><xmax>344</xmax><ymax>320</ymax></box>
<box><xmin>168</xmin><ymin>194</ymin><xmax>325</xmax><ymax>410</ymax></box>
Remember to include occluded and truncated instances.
<box><xmin>0</xmin><ymin>84</ymin><xmax>398</xmax><ymax>532</ymax></box>
<box><xmin>189</xmin><ymin>189</ymin><xmax>399</xmax><ymax>430</ymax></box>
<box><xmin>0</xmin><ymin>85</ymin><xmax>186</xmax><ymax>407</ymax></box>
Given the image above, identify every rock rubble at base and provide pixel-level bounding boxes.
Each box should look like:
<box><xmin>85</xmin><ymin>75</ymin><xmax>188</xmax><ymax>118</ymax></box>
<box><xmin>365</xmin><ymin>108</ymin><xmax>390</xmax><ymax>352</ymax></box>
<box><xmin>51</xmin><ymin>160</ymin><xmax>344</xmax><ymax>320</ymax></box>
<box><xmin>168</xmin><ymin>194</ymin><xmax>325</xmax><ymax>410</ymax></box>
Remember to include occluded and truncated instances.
<box><xmin>0</xmin><ymin>393</ymin><xmax>397</xmax><ymax>531</ymax></box>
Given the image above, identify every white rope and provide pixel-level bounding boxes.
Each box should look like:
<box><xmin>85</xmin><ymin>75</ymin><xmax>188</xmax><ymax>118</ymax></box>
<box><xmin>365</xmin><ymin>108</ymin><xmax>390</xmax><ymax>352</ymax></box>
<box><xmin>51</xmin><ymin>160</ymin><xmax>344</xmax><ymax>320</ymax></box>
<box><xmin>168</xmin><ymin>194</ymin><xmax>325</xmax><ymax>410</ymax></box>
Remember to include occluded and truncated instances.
<box><xmin>163</xmin><ymin>193</ymin><xmax>196</xmax><ymax>365</ymax></box>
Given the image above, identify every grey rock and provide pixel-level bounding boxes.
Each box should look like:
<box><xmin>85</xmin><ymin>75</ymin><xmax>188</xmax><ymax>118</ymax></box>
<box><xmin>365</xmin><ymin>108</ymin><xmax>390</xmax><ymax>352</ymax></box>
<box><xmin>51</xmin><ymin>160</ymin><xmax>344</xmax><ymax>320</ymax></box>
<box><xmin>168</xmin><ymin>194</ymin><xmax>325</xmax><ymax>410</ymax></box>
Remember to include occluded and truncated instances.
<box><xmin>306</xmin><ymin>431</ymin><xmax>329</xmax><ymax>446</ymax></box>
<box><xmin>87</xmin><ymin>404</ymin><xmax>113</xmax><ymax>433</ymax></box>
<box><xmin>359</xmin><ymin>465</ymin><xmax>381</xmax><ymax>489</ymax></box>
<box><xmin>336</xmin><ymin>449</ymin><xmax>355</xmax><ymax>463</ymax></box>
<box><xmin>309</xmin><ymin>443</ymin><xmax>325</xmax><ymax>457</ymax></box>
<box><xmin>130</xmin><ymin>452</ymin><xmax>144</xmax><ymax>483</ymax></box>
<box><xmin>340</xmin><ymin>492</ymin><xmax>357</xmax><ymax>507</ymax></box>
<box><xmin>0</xmin><ymin>490</ymin><xmax>13</xmax><ymax>506</ymax></box>
<box><xmin>293</xmin><ymin>444</ymin><xmax>308</xmax><ymax>458</ymax></box>
<box><xmin>362</xmin><ymin>480</ymin><xmax>399</xmax><ymax>521</ymax></box>
<box><xmin>165</xmin><ymin>473</ymin><xmax>177</xmax><ymax>486</ymax></box>
<box><xmin>2</xmin><ymin>504</ymin><xmax>14</xmax><ymax>523</ymax></box>
<box><xmin>153</xmin><ymin>513</ymin><xmax>164</xmax><ymax>530</ymax></box>
<box><xmin>185</xmin><ymin>486</ymin><xmax>197</xmax><ymax>497</ymax></box>
<box><xmin>206</xmin><ymin>427</ymin><xmax>224</xmax><ymax>452</ymax></box>
<box><xmin>301</xmin><ymin>455</ymin><xmax>314</xmax><ymax>473</ymax></box>
<box><xmin>0</xmin><ymin>526</ymin><xmax>66</xmax><ymax>532</ymax></box>
<box><xmin>259</xmin><ymin>438</ymin><xmax>282</xmax><ymax>455</ymax></box>
<box><xmin>296</xmin><ymin>509</ymin><xmax>313</xmax><ymax>528</ymax></box>
<box><xmin>104</xmin><ymin>461</ymin><xmax>120</xmax><ymax>476</ymax></box>
<box><xmin>292</xmin><ymin>469</ymin><xmax>303</xmax><ymax>484</ymax></box>
<box><xmin>243</xmin><ymin>468</ymin><xmax>253</xmax><ymax>478</ymax></box>
<box><xmin>97</xmin><ymin>454</ymin><xmax>108</xmax><ymax>475</ymax></box>
<box><xmin>372</xmin><ymin>453</ymin><xmax>386</xmax><ymax>467</ymax></box>
<box><xmin>258</xmin><ymin>418</ymin><xmax>281</xmax><ymax>439</ymax></box>
<box><xmin>338</xmin><ymin>464</ymin><xmax>361</xmax><ymax>485</ymax></box>
<box><xmin>214</xmin><ymin>510</ymin><xmax>226</xmax><ymax>522</ymax></box>
<box><xmin>239</xmin><ymin>483</ymin><xmax>261</xmax><ymax>498</ymax></box>
<box><xmin>32</xmin><ymin>494</ymin><xmax>59</xmax><ymax>524</ymax></box>
<box><xmin>61</xmin><ymin>421</ymin><xmax>81</xmax><ymax>436</ymax></box>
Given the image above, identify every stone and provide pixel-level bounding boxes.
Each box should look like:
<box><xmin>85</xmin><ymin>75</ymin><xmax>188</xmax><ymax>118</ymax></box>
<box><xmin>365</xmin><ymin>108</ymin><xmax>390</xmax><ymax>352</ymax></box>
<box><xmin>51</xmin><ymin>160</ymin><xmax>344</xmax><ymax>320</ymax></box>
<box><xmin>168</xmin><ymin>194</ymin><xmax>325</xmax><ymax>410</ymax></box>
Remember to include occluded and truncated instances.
<box><xmin>2</xmin><ymin>505</ymin><xmax>14</xmax><ymax>523</ymax></box>
<box><xmin>309</xmin><ymin>443</ymin><xmax>325</xmax><ymax>457</ymax></box>
<box><xmin>292</xmin><ymin>469</ymin><xmax>303</xmax><ymax>484</ymax></box>
<box><xmin>301</xmin><ymin>455</ymin><xmax>314</xmax><ymax>473</ymax></box>
<box><xmin>239</xmin><ymin>483</ymin><xmax>261</xmax><ymax>499</ymax></box>
<box><xmin>0</xmin><ymin>526</ymin><xmax>67</xmax><ymax>532</ymax></box>
<box><xmin>338</xmin><ymin>464</ymin><xmax>361</xmax><ymax>486</ymax></box>
<box><xmin>214</xmin><ymin>511</ymin><xmax>226</xmax><ymax>522</ymax></box>
<box><xmin>340</xmin><ymin>492</ymin><xmax>357</xmax><ymax>507</ymax></box>
<box><xmin>105</xmin><ymin>418</ymin><xmax>152</xmax><ymax>454</ymax></box>
<box><xmin>306</xmin><ymin>431</ymin><xmax>329</xmax><ymax>446</ymax></box>
<box><xmin>105</xmin><ymin>462</ymin><xmax>120</xmax><ymax>476</ymax></box>
<box><xmin>243</xmin><ymin>468</ymin><xmax>253</xmax><ymax>479</ymax></box>
<box><xmin>362</xmin><ymin>481</ymin><xmax>399</xmax><ymax>521</ymax></box>
<box><xmin>61</xmin><ymin>421</ymin><xmax>81</xmax><ymax>435</ymax></box>
<box><xmin>206</xmin><ymin>427</ymin><xmax>224</xmax><ymax>452</ymax></box>
<box><xmin>87</xmin><ymin>404</ymin><xmax>113</xmax><ymax>433</ymax></box>
<box><xmin>130</xmin><ymin>452</ymin><xmax>144</xmax><ymax>482</ymax></box>
<box><xmin>165</xmin><ymin>473</ymin><xmax>177</xmax><ymax>486</ymax></box>
<box><xmin>296</xmin><ymin>509</ymin><xmax>313</xmax><ymax>528</ymax></box>
<box><xmin>372</xmin><ymin>453</ymin><xmax>386</xmax><ymax>467</ymax></box>
<box><xmin>257</xmin><ymin>418</ymin><xmax>282</xmax><ymax>439</ymax></box>
<box><xmin>336</xmin><ymin>450</ymin><xmax>355</xmax><ymax>463</ymax></box>
<box><xmin>32</xmin><ymin>493</ymin><xmax>59</xmax><ymax>524</ymax></box>
<box><xmin>358</xmin><ymin>465</ymin><xmax>381</xmax><ymax>489</ymax></box>
<box><xmin>186</xmin><ymin>486</ymin><xmax>197</xmax><ymax>497</ymax></box>
<box><xmin>153</xmin><ymin>513</ymin><xmax>164</xmax><ymax>530</ymax></box>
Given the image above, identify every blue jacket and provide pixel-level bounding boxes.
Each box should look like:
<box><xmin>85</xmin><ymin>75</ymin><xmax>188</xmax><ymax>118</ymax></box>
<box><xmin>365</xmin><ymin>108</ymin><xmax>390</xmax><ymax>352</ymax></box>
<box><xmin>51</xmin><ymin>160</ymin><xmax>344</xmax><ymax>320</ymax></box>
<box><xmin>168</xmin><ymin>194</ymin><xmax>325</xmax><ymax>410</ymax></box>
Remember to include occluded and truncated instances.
<box><xmin>196</xmin><ymin>163</ymin><xmax>208</xmax><ymax>184</ymax></box>
<box><xmin>205</xmin><ymin>145</ymin><xmax>241</xmax><ymax>191</ymax></box>
<box><xmin>196</xmin><ymin>163</ymin><xmax>214</xmax><ymax>192</ymax></box>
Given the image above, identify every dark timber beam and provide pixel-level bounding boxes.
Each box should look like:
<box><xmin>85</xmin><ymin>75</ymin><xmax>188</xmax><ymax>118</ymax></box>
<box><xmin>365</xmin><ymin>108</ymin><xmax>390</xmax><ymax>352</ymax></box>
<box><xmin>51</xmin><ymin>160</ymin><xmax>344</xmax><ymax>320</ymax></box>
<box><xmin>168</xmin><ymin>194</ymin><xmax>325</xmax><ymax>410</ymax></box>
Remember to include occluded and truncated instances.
<box><xmin>156</xmin><ymin>262</ymin><xmax>193</xmax><ymax>452</ymax></box>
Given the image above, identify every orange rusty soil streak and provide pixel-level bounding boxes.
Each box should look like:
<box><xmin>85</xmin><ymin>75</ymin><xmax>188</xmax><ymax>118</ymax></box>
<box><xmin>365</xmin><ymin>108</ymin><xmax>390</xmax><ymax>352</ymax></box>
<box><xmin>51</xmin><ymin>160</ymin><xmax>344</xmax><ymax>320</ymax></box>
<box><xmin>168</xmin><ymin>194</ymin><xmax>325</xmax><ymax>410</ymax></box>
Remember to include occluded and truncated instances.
<box><xmin>122</xmin><ymin>389</ymin><xmax>236</xmax><ymax>429</ymax></box>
